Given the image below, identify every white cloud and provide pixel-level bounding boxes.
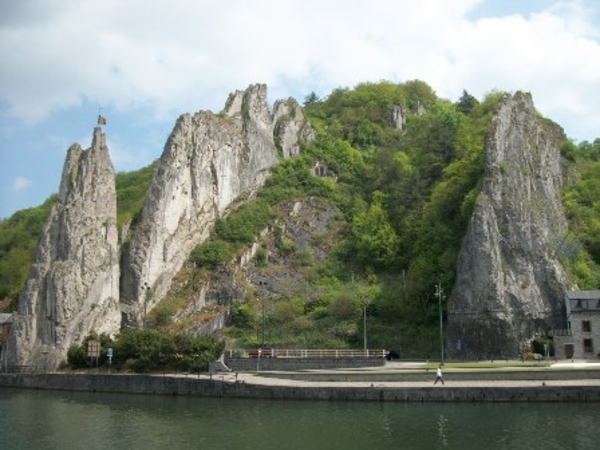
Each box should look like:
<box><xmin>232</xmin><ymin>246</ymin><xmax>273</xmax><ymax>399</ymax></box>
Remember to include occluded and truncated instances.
<box><xmin>0</xmin><ymin>0</ymin><xmax>599</xmax><ymax>141</ymax></box>
<box><xmin>12</xmin><ymin>176</ymin><xmax>32</xmax><ymax>192</ymax></box>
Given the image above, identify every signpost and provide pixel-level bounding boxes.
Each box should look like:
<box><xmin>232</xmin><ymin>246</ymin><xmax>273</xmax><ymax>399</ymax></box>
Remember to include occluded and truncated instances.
<box><xmin>107</xmin><ymin>347</ymin><xmax>113</xmax><ymax>372</ymax></box>
<box><xmin>256</xmin><ymin>348</ymin><xmax>262</xmax><ymax>373</ymax></box>
<box><xmin>87</xmin><ymin>340</ymin><xmax>100</xmax><ymax>369</ymax></box>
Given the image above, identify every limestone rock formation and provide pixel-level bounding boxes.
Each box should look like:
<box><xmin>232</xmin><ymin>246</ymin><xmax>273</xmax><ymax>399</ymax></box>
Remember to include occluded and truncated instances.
<box><xmin>162</xmin><ymin>196</ymin><xmax>344</xmax><ymax>337</ymax></box>
<box><xmin>273</xmin><ymin>98</ymin><xmax>315</xmax><ymax>158</ymax></box>
<box><xmin>120</xmin><ymin>84</ymin><xmax>313</xmax><ymax>327</ymax></box>
<box><xmin>8</xmin><ymin>128</ymin><xmax>121</xmax><ymax>368</ymax></box>
<box><xmin>447</xmin><ymin>92</ymin><xmax>569</xmax><ymax>358</ymax></box>
<box><xmin>5</xmin><ymin>83</ymin><xmax>312</xmax><ymax>369</ymax></box>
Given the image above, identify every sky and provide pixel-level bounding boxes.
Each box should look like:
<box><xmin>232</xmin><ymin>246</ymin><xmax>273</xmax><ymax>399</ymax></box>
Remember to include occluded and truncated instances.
<box><xmin>1</xmin><ymin>0</ymin><xmax>599</xmax><ymax>219</ymax></box>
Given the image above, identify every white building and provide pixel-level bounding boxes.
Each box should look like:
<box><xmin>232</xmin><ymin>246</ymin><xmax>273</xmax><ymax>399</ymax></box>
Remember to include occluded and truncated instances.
<box><xmin>552</xmin><ymin>291</ymin><xmax>600</xmax><ymax>359</ymax></box>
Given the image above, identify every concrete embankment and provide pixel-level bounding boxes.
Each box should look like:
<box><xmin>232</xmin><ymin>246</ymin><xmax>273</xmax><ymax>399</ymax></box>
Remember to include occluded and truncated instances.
<box><xmin>1</xmin><ymin>369</ymin><xmax>600</xmax><ymax>403</ymax></box>
<box><xmin>258</xmin><ymin>368</ymin><xmax>600</xmax><ymax>383</ymax></box>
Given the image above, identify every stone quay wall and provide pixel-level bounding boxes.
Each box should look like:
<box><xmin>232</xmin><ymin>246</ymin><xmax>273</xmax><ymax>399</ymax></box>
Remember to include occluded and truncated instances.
<box><xmin>224</xmin><ymin>357</ymin><xmax>386</xmax><ymax>372</ymax></box>
<box><xmin>1</xmin><ymin>373</ymin><xmax>600</xmax><ymax>403</ymax></box>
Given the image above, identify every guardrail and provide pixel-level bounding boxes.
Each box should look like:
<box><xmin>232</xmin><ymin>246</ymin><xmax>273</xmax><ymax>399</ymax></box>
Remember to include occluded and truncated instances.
<box><xmin>242</xmin><ymin>349</ymin><xmax>387</xmax><ymax>359</ymax></box>
<box><xmin>3</xmin><ymin>365</ymin><xmax>45</xmax><ymax>374</ymax></box>
<box><xmin>549</xmin><ymin>329</ymin><xmax>573</xmax><ymax>337</ymax></box>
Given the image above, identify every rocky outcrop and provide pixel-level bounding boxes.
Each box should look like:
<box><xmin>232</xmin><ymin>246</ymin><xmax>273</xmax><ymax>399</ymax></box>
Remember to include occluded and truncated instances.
<box><xmin>8</xmin><ymin>128</ymin><xmax>121</xmax><ymax>368</ymax></box>
<box><xmin>163</xmin><ymin>196</ymin><xmax>344</xmax><ymax>336</ymax></box>
<box><xmin>447</xmin><ymin>92</ymin><xmax>569</xmax><ymax>358</ymax></box>
<box><xmin>120</xmin><ymin>84</ymin><xmax>313</xmax><ymax>327</ymax></box>
<box><xmin>391</xmin><ymin>105</ymin><xmax>406</xmax><ymax>131</ymax></box>
<box><xmin>7</xmin><ymin>84</ymin><xmax>313</xmax><ymax>368</ymax></box>
<box><xmin>273</xmin><ymin>98</ymin><xmax>315</xmax><ymax>158</ymax></box>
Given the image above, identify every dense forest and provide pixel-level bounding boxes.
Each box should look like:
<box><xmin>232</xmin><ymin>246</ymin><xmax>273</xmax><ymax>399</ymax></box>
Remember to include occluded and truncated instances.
<box><xmin>1</xmin><ymin>80</ymin><xmax>599</xmax><ymax>356</ymax></box>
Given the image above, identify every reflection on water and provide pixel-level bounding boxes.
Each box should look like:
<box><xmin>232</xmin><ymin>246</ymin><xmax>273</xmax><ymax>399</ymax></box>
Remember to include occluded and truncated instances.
<box><xmin>1</xmin><ymin>387</ymin><xmax>599</xmax><ymax>450</ymax></box>
<box><xmin>438</xmin><ymin>413</ymin><xmax>449</xmax><ymax>448</ymax></box>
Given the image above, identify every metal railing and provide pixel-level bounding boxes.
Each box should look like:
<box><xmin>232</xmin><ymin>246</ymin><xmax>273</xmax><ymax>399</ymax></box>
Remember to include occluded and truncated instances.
<box><xmin>3</xmin><ymin>365</ymin><xmax>46</xmax><ymax>374</ymax></box>
<box><xmin>548</xmin><ymin>329</ymin><xmax>573</xmax><ymax>337</ymax></box>
<box><xmin>243</xmin><ymin>349</ymin><xmax>387</xmax><ymax>359</ymax></box>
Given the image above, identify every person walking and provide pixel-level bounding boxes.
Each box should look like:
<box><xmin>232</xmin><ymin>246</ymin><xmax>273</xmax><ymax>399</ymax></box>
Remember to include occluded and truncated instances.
<box><xmin>434</xmin><ymin>365</ymin><xmax>445</xmax><ymax>385</ymax></box>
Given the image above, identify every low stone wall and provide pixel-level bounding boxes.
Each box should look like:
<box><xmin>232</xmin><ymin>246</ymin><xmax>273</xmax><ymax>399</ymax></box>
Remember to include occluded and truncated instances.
<box><xmin>224</xmin><ymin>357</ymin><xmax>386</xmax><ymax>372</ymax></box>
<box><xmin>1</xmin><ymin>373</ymin><xmax>599</xmax><ymax>403</ymax></box>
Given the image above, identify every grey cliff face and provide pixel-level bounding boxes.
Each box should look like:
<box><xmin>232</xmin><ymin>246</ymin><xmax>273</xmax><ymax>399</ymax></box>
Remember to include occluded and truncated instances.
<box><xmin>9</xmin><ymin>84</ymin><xmax>312</xmax><ymax>368</ymax></box>
<box><xmin>9</xmin><ymin>128</ymin><xmax>121</xmax><ymax>368</ymax></box>
<box><xmin>120</xmin><ymin>84</ymin><xmax>313</xmax><ymax>328</ymax></box>
<box><xmin>447</xmin><ymin>92</ymin><xmax>568</xmax><ymax>358</ymax></box>
<box><xmin>273</xmin><ymin>98</ymin><xmax>315</xmax><ymax>158</ymax></box>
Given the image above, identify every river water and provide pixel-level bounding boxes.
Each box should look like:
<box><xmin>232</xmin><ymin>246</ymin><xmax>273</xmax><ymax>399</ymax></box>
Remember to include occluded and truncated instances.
<box><xmin>1</xmin><ymin>387</ymin><xmax>599</xmax><ymax>450</ymax></box>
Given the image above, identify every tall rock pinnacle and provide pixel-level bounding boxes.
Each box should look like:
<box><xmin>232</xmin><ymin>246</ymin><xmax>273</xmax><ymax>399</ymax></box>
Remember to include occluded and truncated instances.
<box><xmin>8</xmin><ymin>127</ymin><xmax>121</xmax><ymax>369</ymax></box>
<box><xmin>6</xmin><ymin>84</ymin><xmax>313</xmax><ymax>368</ymax></box>
<box><xmin>120</xmin><ymin>84</ymin><xmax>313</xmax><ymax>327</ymax></box>
<box><xmin>447</xmin><ymin>92</ymin><xmax>568</xmax><ymax>358</ymax></box>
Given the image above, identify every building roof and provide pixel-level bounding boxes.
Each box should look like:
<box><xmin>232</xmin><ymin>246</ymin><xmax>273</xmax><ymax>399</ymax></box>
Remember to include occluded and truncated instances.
<box><xmin>566</xmin><ymin>290</ymin><xmax>600</xmax><ymax>300</ymax></box>
<box><xmin>0</xmin><ymin>313</ymin><xmax>13</xmax><ymax>325</ymax></box>
<box><xmin>567</xmin><ymin>291</ymin><xmax>600</xmax><ymax>312</ymax></box>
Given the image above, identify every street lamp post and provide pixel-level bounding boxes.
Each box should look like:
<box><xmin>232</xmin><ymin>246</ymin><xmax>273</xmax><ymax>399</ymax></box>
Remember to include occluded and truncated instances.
<box><xmin>143</xmin><ymin>282</ymin><xmax>150</xmax><ymax>330</ymax></box>
<box><xmin>363</xmin><ymin>302</ymin><xmax>367</xmax><ymax>352</ymax></box>
<box><xmin>435</xmin><ymin>281</ymin><xmax>444</xmax><ymax>364</ymax></box>
<box><xmin>261</xmin><ymin>296</ymin><xmax>266</xmax><ymax>347</ymax></box>
<box><xmin>362</xmin><ymin>298</ymin><xmax>370</xmax><ymax>353</ymax></box>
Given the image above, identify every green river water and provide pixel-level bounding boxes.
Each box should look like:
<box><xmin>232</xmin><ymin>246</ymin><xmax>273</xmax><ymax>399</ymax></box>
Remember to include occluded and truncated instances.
<box><xmin>1</xmin><ymin>387</ymin><xmax>598</xmax><ymax>450</ymax></box>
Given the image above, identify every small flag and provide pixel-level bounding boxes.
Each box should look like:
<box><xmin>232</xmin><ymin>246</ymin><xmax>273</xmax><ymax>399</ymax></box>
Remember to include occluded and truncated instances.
<box><xmin>97</xmin><ymin>115</ymin><xmax>107</xmax><ymax>125</ymax></box>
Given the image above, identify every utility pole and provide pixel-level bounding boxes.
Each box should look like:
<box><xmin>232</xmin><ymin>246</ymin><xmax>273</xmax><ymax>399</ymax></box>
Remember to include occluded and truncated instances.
<box><xmin>261</xmin><ymin>297</ymin><xmax>266</xmax><ymax>347</ymax></box>
<box><xmin>143</xmin><ymin>282</ymin><xmax>150</xmax><ymax>330</ymax></box>
<box><xmin>363</xmin><ymin>301</ymin><xmax>367</xmax><ymax>352</ymax></box>
<box><xmin>434</xmin><ymin>281</ymin><xmax>444</xmax><ymax>364</ymax></box>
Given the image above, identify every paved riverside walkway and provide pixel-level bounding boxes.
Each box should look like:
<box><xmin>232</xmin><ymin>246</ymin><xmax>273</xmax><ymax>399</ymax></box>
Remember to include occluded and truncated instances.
<box><xmin>205</xmin><ymin>360</ymin><xmax>600</xmax><ymax>389</ymax></box>
<box><xmin>2</xmin><ymin>360</ymin><xmax>599</xmax><ymax>402</ymax></box>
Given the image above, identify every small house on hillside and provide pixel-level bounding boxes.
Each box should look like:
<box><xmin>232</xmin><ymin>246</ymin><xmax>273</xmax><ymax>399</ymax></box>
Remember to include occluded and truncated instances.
<box><xmin>0</xmin><ymin>313</ymin><xmax>13</xmax><ymax>365</ymax></box>
<box><xmin>552</xmin><ymin>291</ymin><xmax>600</xmax><ymax>359</ymax></box>
<box><xmin>311</xmin><ymin>161</ymin><xmax>337</xmax><ymax>181</ymax></box>
<box><xmin>0</xmin><ymin>313</ymin><xmax>12</xmax><ymax>342</ymax></box>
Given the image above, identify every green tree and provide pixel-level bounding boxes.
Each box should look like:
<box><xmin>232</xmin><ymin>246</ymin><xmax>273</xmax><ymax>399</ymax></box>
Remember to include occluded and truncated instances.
<box><xmin>455</xmin><ymin>89</ymin><xmax>479</xmax><ymax>115</ymax></box>
<box><xmin>115</xmin><ymin>163</ymin><xmax>155</xmax><ymax>227</ymax></box>
<box><xmin>68</xmin><ymin>329</ymin><xmax>224</xmax><ymax>373</ymax></box>
<box><xmin>303</xmin><ymin>91</ymin><xmax>320</xmax><ymax>106</ymax></box>
<box><xmin>350</xmin><ymin>191</ymin><xmax>399</xmax><ymax>270</ymax></box>
<box><xmin>0</xmin><ymin>197</ymin><xmax>55</xmax><ymax>308</ymax></box>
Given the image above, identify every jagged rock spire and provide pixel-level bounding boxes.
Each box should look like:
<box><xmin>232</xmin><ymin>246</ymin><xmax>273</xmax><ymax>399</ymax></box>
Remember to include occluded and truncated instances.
<box><xmin>120</xmin><ymin>84</ymin><xmax>313</xmax><ymax>328</ymax></box>
<box><xmin>8</xmin><ymin>127</ymin><xmax>121</xmax><ymax>369</ymax></box>
<box><xmin>447</xmin><ymin>92</ymin><xmax>568</xmax><ymax>358</ymax></box>
<box><xmin>8</xmin><ymin>84</ymin><xmax>313</xmax><ymax>368</ymax></box>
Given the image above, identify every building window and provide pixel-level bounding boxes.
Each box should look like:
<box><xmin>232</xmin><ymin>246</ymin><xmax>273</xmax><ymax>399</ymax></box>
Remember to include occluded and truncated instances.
<box><xmin>583</xmin><ymin>338</ymin><xmax>593</xmax><ymax>354</ymax></box>
<box><xmin>576</xmin><ymin>299</ymin><xmax>589</xmax><ymax>309</ymax></box>
<box><xmin>582</xmin><ymin>320</ymin><xmax>591</xmax><ymax>333</ymax></box>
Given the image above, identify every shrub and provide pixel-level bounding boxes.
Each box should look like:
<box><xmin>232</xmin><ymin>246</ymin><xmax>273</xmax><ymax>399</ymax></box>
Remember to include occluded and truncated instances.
<box><xmin>67</xmin><ymin>329</ymin><xmax>224</xmax><ymax>373</ymax></box>
<box><xmin>278</xmin><ymin>238</ymin><xmax>296</xmax><ymax>255</ymax></box>
<box><xmin>531</xmin><ymin>338</ymin><xmax>554</xmax><ymax>357</ymax></box>
<box><xmin>255</xmin><ymin>247</ymin><xmax>268</xmax><ymax>267</ymax></box>
<box><xmin>192</xmin><ymin>240</ymin><xmax>233</xmax><ymax>269</ymax></box>
<box><xmin>67</xmin><ymin>332</ymin><xmax>114</xmax><ymax>368</ymax></box>
<box><xmin>214</xmin><ymin>200</ymin><xmax>272</xmax><ymax>244</ymax></box>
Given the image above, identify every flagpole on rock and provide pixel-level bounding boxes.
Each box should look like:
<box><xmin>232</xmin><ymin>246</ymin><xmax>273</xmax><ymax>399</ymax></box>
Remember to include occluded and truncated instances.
<box><xmin>97</xmin><ymin>107</ymin><xmax>107</xmax><ymax>126</ymax></box>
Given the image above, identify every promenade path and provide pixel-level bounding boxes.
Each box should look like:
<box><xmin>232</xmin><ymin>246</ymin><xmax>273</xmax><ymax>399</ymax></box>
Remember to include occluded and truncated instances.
<box><xmin>206</xmin><ymin>360</ymin><xmax>600</xmax><ymax>389</ymax></box>
<box><xmin>2</xmin><ymin>360</ymin><xmax>598</xmax><ymax>402</ymax></box>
